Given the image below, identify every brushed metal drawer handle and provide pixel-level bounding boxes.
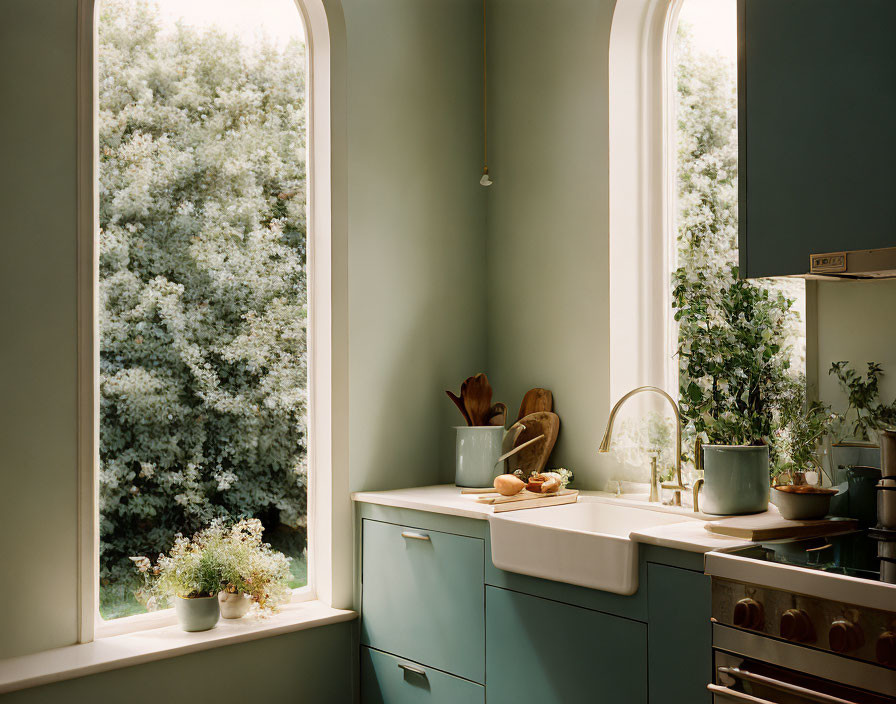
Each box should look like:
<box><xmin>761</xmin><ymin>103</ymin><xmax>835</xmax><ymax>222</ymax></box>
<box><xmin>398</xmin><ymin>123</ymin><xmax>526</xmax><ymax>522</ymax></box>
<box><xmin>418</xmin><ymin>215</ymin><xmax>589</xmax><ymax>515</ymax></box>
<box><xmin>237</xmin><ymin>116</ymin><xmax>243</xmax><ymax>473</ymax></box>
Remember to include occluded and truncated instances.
<box><xmin>401</xmin><ymin>531</ymin><xmax>430</xmax><ymax>541</ymax></box>
<box><xmin>398</xmin><ymin>663</ymin><xmax>427</xmax><ymax>677</ymax></box>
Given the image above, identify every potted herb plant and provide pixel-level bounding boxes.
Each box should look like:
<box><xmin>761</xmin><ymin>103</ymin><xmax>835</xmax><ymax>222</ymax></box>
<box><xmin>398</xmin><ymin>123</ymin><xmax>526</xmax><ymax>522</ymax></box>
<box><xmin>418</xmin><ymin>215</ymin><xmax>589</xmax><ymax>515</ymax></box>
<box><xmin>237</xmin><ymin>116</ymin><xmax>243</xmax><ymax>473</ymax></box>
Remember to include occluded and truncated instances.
<box><xmin>829</xmin><ymin>361</ymin><xmax>896</xmax><ymax>444</ymax></box>
<box><xmin>675</xmin><ymin>275</ymin><xmax>797</xmax><ymax>515</ymax></box>
<box><xmin>131</xmin><ymin>530</ymin><xmax>226</xmax><ymax>632</ymax></box>
<box><xmin>771</xmin><ymin>401</ymin><xmax>840</xmax><ymax>519</ymax></box>
<box><xmin>214</xmin><ymin>518</ymin><xmax>293</xmax><ymax>619</ymax></box>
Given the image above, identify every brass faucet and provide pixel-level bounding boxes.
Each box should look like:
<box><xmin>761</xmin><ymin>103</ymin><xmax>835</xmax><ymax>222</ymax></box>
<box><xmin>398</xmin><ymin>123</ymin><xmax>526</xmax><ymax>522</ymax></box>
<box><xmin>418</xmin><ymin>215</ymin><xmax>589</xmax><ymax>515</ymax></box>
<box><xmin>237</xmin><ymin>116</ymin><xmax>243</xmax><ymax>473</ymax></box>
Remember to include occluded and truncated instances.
<box><xmin>598</xmin><ymin>386</ymin><xmax>688</xmax><ymax>506</ymax></box>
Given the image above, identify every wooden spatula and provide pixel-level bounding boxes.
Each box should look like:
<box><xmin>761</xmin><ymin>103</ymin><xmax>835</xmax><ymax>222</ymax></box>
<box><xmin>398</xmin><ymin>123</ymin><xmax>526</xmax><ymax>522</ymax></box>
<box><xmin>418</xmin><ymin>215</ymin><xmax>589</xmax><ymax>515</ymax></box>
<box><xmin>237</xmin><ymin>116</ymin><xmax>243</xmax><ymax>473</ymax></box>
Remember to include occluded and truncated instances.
<box><xmin>462</xmin><ymin>373</ymin><xmax>493</xmax><ymax>426</ymax></box>
<box><xmin>446</xmin><ymin>390</ymin><xmax>472</xmax><ymax>425</ymax></box>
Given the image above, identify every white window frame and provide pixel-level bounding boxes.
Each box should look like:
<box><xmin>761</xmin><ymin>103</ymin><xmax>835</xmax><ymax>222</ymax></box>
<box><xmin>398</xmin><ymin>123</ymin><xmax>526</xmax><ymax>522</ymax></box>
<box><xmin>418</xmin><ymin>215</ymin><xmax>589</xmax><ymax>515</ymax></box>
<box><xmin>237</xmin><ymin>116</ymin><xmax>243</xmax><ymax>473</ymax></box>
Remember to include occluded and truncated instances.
<box><xmin>608</xmin><ymin>0</ymin><xmax>684</xmax><ymax>405</ymax></box>
<box><xmin>76</xmin><ymin>0</ymin><xmax>350</xmax><ymax>643</ymax></box>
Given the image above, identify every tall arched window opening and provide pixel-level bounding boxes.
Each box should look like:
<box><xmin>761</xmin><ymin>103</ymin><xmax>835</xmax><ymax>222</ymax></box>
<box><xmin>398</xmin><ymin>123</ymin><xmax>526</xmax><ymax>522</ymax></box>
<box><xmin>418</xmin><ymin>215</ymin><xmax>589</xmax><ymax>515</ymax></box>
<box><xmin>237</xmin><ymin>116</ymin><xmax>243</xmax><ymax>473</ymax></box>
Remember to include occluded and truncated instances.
<box><xmin>606</xmin><ymin>0</ymin><xmax>808</xmax><ymax>491</ymax></box>
<box><xmin>95</xmin><ymin>0</ymin><xmax>312</xmax><ymax>621</ymax></box>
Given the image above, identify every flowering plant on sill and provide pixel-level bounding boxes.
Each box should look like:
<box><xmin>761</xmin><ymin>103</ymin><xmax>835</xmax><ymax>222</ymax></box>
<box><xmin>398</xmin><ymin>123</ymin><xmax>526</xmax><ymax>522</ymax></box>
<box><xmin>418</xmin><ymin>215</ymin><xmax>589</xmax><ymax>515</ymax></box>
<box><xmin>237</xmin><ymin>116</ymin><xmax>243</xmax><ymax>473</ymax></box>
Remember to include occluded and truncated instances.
<box><xmin>131</xmin><ymin>518</ymin><xmax>292</xmax><ymax>613</ymax></box>
<box><xmin>215</xmin><ymin>518</ymin><xmax>293</xmax><ymax>612</ymax></box>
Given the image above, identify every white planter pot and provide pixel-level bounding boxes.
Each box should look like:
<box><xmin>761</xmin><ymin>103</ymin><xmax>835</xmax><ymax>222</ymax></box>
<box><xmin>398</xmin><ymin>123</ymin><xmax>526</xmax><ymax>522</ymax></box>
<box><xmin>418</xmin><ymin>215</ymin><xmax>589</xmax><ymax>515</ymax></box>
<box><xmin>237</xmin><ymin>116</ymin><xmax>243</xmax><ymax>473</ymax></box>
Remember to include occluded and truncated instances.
<box><xmin>218</xmin><ymin>591</ymin><xmax>252</xmax><ymax>619</ymax></box>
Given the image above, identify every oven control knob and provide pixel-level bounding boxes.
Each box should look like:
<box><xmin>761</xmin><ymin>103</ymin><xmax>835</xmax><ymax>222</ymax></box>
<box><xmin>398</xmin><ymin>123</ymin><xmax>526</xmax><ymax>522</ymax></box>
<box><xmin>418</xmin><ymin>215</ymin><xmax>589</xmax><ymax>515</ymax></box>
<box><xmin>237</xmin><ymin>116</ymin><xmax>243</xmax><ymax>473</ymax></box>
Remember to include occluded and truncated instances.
<box><xmin>733</xmin><ymin>598</ymin><xmax>764</xmax><ymax>630</ymax></box>
<box><xmin>878</xmin><ymin>632</ymin><xmax>896</xmax><ymax>668</ymax></box>
<box><xmin>780</xmin><ymin>609</ymin><xmax>814</xmax><ymax>643</ymax></box>
<box><xmin>829</xmin><ymin>620</ymin><xmax>864</xmax><ymax>653</ymax></box>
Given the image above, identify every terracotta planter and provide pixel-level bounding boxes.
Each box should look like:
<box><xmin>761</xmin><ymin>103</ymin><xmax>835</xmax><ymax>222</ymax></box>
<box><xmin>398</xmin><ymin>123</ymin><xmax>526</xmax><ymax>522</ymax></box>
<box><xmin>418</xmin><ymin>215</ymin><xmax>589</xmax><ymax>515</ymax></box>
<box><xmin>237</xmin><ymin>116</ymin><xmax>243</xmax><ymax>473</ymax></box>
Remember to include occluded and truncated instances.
<box><xmin>219</xmin><ymin>591</ymin><xmax>252</xmax><ymax>619</ymax></box>
<box><xmin>174</xmin><ymin>594</ymin><xmax>220</xmax><ymax>632</ymax></box>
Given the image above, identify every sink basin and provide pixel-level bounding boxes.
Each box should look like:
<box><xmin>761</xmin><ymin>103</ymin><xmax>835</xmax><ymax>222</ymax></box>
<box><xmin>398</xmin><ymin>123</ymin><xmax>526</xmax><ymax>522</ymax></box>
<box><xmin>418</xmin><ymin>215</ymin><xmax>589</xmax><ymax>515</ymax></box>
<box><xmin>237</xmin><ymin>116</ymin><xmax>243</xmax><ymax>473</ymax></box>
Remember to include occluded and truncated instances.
<box><xmin>488</xmin><ymin>498</ymin><xmax>699</xmax><ymax>595</ymax></box>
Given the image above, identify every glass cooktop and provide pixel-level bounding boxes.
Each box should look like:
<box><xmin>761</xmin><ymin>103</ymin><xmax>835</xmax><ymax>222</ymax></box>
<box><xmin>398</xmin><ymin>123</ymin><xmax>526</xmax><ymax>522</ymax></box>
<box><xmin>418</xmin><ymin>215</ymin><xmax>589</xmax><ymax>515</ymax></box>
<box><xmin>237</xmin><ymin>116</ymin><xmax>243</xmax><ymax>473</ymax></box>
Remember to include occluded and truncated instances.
<box><xmin>729</xmin><ymin>530</ymin><xmax>893</xmax><ymax>584</ymax></box>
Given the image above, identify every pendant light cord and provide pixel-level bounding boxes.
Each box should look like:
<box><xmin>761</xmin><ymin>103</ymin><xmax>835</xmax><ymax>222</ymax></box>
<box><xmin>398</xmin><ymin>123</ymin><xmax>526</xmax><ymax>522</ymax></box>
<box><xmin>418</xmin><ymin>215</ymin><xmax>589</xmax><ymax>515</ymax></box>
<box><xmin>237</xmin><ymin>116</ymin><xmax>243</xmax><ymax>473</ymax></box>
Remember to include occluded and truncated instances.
<box><xmin>479</xmin><ymin>0</ymin><xmax>492</xmax><ymax>185</ymax></box>
<box><xmin>482</xmin><ymin>0</ymin><xmax>488</xmax><ymax>172</ymax></box>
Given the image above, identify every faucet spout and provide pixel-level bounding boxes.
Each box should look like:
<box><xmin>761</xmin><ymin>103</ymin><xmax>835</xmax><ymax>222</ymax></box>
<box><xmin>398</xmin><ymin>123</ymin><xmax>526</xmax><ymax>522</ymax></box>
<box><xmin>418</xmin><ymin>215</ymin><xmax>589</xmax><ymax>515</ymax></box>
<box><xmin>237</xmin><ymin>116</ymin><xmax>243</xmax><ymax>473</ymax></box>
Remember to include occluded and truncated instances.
<box><xmin>598</xmin><ymin>386</ymin><xmax>687</xmax><ymax>506</ymax></box>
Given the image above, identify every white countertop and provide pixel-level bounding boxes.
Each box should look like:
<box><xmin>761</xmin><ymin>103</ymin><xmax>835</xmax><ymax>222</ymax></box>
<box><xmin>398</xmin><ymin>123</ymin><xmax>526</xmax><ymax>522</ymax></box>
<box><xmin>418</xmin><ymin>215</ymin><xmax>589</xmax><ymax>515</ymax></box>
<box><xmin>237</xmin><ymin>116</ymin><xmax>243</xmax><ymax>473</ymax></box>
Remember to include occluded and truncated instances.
<box><xmin>352</xmin><ymin>484</ymin><xmax>752</xmax><ymax>553</ymax></box>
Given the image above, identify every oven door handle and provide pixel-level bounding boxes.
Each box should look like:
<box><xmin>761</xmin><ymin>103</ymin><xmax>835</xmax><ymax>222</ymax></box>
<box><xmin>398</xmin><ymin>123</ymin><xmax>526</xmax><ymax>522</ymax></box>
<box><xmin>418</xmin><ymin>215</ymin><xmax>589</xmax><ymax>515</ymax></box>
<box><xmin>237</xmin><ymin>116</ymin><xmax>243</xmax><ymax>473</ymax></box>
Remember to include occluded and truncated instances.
<box><xmin>708</xmin><ymin>685</ymin><xmax>776</xmax><ymax>704</ymax></box>
<box><xmin>715</xmin><ymin>667</ymin><xmax>861</xmax><ymax>704</ymax></box>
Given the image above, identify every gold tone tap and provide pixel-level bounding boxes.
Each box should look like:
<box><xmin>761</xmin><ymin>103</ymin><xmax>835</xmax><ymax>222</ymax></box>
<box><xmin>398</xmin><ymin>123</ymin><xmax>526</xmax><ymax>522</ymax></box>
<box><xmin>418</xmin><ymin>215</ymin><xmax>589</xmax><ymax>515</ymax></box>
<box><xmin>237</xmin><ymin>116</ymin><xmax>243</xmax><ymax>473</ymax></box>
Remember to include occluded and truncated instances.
<box><xmin>598</xmin><ymin>386</ymin><xmax>688</xmax><ymax>507</ymax></box>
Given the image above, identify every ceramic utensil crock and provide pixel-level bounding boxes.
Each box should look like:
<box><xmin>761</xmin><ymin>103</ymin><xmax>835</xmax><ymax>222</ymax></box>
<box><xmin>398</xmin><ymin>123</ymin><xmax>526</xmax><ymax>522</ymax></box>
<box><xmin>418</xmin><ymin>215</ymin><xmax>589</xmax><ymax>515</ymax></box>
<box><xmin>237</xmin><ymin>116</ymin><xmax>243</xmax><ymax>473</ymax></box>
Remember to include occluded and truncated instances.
<box><xmin>455</xmin><ymin>426</ymin><xmax>505</xmax><ymax>487</ymax></box>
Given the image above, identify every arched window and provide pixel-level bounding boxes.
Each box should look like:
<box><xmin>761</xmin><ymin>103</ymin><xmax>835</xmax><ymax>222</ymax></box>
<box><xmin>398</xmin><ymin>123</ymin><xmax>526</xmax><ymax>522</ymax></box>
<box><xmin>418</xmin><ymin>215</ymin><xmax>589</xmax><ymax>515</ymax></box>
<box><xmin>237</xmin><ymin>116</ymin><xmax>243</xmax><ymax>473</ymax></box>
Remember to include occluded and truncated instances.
<box><xmin>607</xmin><ymin>0</ymin><xmax>806</xmax><ymax>489</ymax></box>
<box><xmin>77</xmin><ymin>0</ymin><xmax>348</xmax><ymax>640</ymax></box>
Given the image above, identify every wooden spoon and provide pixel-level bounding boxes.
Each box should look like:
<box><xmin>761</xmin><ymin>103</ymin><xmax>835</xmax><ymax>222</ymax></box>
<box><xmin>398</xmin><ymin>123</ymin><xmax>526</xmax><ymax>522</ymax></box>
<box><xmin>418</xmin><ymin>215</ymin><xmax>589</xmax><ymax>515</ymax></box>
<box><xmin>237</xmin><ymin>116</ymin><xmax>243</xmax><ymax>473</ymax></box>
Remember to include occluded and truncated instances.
<box><xmin>446</xmin><ymin>390</ymin><xmax>472</xmax><ymax>425</ymax></box>
<box><xmin>486</xmin><ymin>402</ymin><xmax>507</xmax><ymax>427</ymax></box>
<box><xmin>462</xmin><ymin>373</ymin><xmax>493</xmax><ymax>426</ymax></box>
<box><xmin>517</xmin><ymin>388</ymin><xmax>553</xmax><ymax>421</ymax></box>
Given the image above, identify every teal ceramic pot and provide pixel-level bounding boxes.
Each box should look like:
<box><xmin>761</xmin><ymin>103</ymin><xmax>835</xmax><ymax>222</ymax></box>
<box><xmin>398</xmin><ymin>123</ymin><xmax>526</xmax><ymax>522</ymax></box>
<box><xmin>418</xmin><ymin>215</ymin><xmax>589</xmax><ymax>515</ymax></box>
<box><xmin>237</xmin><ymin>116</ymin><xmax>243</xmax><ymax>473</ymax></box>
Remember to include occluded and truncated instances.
<box><xmin>701</xmin><ymin>444</ymin><xmax>770</xmax><ymax>516</ymax></box>
<box><xmin>174</xmin><ymin>594</ymin><xmax>220</xmax><ymax>632</ymax></box>
<box><xmin>455</xmin><ymin>426</ymin><xmax>504</xmax><ymax>487</ymax></box>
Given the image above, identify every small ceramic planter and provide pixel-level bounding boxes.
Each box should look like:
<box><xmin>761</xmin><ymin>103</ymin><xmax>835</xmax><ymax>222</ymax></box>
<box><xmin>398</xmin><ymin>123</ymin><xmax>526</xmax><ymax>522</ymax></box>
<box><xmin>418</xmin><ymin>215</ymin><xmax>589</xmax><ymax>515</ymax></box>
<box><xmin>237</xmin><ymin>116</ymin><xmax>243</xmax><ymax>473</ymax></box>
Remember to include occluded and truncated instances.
<box><xmin>174</xmin><ymin>594</ymin><xmax>220</xmax><ymax>632</ymax></box>
<box><xmin>219</xmin><ymin>591</ymin><xmax>252</xmax><ymax>619</ymax></box>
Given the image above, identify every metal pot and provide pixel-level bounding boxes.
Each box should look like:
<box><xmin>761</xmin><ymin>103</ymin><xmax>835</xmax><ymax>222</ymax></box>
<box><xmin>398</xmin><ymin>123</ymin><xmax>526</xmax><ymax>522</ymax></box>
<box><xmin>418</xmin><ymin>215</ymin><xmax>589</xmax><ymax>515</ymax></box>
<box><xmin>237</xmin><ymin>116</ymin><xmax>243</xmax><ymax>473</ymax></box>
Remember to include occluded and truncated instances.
<box><xmin>882</xmin><ymin>558</ymin><xmax>896</xmax><ymax>585</ymax></box>
<box><xmin>878</xmin><ymin>478</ymin><xmax>896</xmax><ymax>530</ymax></box>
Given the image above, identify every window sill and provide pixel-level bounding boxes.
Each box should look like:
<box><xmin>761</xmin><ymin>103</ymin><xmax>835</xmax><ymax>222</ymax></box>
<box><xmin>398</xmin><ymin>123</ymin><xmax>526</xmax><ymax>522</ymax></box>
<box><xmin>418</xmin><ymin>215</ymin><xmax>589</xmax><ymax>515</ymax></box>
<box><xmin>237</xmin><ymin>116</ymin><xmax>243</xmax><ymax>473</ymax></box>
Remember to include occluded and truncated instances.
<box><xmin>0</xmin><ymin>600</ymin><xmax>357</xmax><ymax>695</ymax></box>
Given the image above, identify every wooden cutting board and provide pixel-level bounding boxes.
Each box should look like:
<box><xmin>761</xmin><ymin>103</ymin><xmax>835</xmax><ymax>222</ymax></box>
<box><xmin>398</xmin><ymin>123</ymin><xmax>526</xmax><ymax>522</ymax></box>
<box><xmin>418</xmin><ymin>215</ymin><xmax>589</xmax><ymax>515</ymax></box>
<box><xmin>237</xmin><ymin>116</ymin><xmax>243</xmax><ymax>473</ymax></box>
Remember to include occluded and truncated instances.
<box><xmin>509</xmin><ymin>411</ymin><xmax>560</xmax><ymax>476</ymax></box>
<box><xmin>704</xmin><ymin>515</ymin><xmax>859</xmax><ymax>541</ymax></box>
<box><xmin>473</xmin><ymin>489</ymin><xmax>578</xmax><ymax>512</ymax></box>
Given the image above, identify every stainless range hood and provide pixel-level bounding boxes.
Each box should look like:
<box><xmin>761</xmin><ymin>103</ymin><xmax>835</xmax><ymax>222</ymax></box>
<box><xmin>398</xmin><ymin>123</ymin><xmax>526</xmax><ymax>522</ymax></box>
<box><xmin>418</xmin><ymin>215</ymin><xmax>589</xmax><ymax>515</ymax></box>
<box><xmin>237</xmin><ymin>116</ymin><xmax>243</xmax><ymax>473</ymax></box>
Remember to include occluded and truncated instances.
<box><xmin>808</xmin><ymin>246</ymin><xmax>896</xmax><ymax>279</ymax></box>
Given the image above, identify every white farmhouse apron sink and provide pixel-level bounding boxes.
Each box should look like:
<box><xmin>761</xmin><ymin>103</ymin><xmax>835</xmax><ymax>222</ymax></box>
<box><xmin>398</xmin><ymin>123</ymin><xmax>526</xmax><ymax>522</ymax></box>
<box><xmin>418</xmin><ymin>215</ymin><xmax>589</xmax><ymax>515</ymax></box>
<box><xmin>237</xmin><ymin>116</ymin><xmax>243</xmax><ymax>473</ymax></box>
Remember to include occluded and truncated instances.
<box><xmin>488</xmin><ymin>498</ymin><xmax>700</xmax><ymax>595</ymax></box>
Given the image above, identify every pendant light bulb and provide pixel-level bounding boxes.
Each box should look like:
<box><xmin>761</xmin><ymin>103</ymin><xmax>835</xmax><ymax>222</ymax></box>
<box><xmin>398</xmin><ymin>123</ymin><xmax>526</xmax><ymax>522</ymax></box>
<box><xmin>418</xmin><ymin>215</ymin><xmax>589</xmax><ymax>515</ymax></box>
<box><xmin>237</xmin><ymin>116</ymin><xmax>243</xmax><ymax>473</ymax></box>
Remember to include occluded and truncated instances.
<box><xmin>480</xmin><ymin>167</ymin><xmax>493</xmax><ymax>187</ymax></box>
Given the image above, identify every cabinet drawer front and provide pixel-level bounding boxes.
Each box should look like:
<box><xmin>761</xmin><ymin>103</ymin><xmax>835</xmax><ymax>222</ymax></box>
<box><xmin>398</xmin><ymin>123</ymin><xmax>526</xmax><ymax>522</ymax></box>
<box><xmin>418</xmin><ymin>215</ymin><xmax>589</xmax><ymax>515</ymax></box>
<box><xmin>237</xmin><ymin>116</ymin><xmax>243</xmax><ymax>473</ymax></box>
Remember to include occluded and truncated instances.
<box><xmin>486</xmin><ymin>586</ymin><xmax>648</xmax><ymax>704</ymax></box>
<box><xmin>361</xmin><ymin>519</ymin><xmax>485</xmax><ymax>682</ymax></box>
<box><xmin>361</xmin><ymin>647</ymin><xmax>485</xmax><ymax>704</ymax></box>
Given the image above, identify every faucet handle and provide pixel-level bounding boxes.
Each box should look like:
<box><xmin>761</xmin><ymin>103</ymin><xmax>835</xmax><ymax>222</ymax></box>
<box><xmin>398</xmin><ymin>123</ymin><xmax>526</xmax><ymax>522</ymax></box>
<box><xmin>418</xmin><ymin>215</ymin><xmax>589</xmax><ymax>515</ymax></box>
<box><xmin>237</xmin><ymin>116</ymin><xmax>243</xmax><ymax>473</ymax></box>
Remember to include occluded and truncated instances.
<box><xmin>694</xmin><ymin>436</ymin><xmax>704</xmax><ymax>471</ymax></box>
<box><xmin>692</xmin><ymin>477</ymin><xmax>705</xmax><ymax>514</ymax></box>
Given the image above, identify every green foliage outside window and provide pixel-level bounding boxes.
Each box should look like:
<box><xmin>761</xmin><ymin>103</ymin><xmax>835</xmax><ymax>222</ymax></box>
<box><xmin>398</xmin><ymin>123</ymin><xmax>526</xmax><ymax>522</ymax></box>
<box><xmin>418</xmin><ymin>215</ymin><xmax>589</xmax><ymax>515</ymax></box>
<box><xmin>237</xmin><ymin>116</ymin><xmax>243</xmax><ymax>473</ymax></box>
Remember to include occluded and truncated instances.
<box><xmin>98</xmin><ymin>0</ymin><xmax>309</xmax><ymax>618</ymax></box>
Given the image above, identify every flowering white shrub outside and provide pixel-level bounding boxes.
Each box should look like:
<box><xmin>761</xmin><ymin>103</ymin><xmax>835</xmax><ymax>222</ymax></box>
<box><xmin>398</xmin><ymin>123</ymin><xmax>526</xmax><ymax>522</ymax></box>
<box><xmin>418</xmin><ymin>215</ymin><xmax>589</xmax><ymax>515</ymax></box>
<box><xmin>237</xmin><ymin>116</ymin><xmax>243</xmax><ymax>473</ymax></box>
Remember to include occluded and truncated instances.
<box><xmin>98</xmin><ymin>0</ymin><xmax>308</xmax><ymax>618</ymax></box>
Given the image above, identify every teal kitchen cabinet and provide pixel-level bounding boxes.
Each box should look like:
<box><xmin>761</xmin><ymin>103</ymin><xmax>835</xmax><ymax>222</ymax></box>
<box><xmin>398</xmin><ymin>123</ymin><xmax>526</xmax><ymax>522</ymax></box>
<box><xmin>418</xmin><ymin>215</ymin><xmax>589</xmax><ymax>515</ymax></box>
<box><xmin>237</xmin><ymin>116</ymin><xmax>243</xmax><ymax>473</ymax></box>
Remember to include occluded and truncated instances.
<box><xmin>360</xmin><ymin>519</ymin><xmax>485</xmax><ymax>683</ymax></box>
<box><xmin>647</xmin><ymin>564</ymin><xmax>712</xmax><ymax>704</ymax></box>
<box><xmin>738</xmin><ymin>0</ymin><xmax>896</xmax><ymax>278</ymax></box>
<box><xmin>485</xmin><ymin>586</ymin><xmax>648</xmax><ymax>704</ymax></box>
<box><xmin>361</xmin><ymin>647</ymin><xmax>484</xmax><ymax>704</ymax></box>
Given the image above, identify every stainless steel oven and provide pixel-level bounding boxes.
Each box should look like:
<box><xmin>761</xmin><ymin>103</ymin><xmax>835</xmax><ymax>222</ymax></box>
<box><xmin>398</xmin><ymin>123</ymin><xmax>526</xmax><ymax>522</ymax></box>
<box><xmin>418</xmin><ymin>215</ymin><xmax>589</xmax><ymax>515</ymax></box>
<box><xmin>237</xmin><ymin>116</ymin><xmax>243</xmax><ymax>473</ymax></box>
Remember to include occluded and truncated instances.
<box><xmin>712</xmin><ymin>625</ymin><xmax>896</xmax><ymax>703</ymax></box>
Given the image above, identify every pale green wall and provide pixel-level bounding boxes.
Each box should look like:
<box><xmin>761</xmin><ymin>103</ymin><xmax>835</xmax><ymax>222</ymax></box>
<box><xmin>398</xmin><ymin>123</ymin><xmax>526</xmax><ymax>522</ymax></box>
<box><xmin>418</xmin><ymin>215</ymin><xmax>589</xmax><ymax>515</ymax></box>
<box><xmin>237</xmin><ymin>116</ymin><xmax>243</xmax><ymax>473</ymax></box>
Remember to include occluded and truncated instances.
<box><xmin>0</xmin><ymin>0</ymin><xmax>485</xmax><ymax>697</ymax></box>
<box><xmin>346</xmin><ymin>0</ymin><xmax>487</xmax><ymax>491</ymax></box>
<box><xmin>0</xmin><ymin>0</ymin><xmax>81</xmax><ymax>659</ymax></box>
<box><xmin>815</xmin><ymin>280</ymin><xmax>896</xmax><ymax>413</ymax></box>
<box><xmin>485</xmin><ymin>0</ymin><xmax>615</xmax><ymax>482</ymax></box>
<box><xmin>1</xmin><ymin>625</ymin><xmax>354</xmax><ymax>704</ymax></box>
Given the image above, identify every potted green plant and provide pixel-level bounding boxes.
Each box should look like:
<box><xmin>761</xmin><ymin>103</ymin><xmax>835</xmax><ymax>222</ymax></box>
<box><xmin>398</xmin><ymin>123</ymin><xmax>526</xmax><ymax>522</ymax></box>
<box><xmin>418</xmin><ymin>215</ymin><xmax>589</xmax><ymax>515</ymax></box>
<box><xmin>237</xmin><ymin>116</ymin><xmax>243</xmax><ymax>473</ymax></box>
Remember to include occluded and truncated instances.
<box><xmin>131</xmin><ymin>530</ymin><xmax>226</xmax><ymax>632</ymax></box>
<box><xmin>829</xmin><ymin>361</ymin><xmax>896</xmax><ymax>444</ymax></box>
<box><xmin>215</xmin><ymin>518</ymin><xmax>293</xmax><ymax>619</ymax></box>
<box><xmin>675</xmin><ymin>275</ymin><xmax>796</xmax><ymax>514</ymax></box>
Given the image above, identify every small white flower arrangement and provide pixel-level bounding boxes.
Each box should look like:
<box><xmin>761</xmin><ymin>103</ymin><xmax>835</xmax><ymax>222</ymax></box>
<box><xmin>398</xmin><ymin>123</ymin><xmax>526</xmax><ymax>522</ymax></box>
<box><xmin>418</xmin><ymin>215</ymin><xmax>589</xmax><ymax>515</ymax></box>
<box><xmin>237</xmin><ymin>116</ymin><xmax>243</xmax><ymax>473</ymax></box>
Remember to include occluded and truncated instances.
<box><xmin>132</xmin><ymin>518</ymin><xmax>292</xmax><ymax>614</ymax></box>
